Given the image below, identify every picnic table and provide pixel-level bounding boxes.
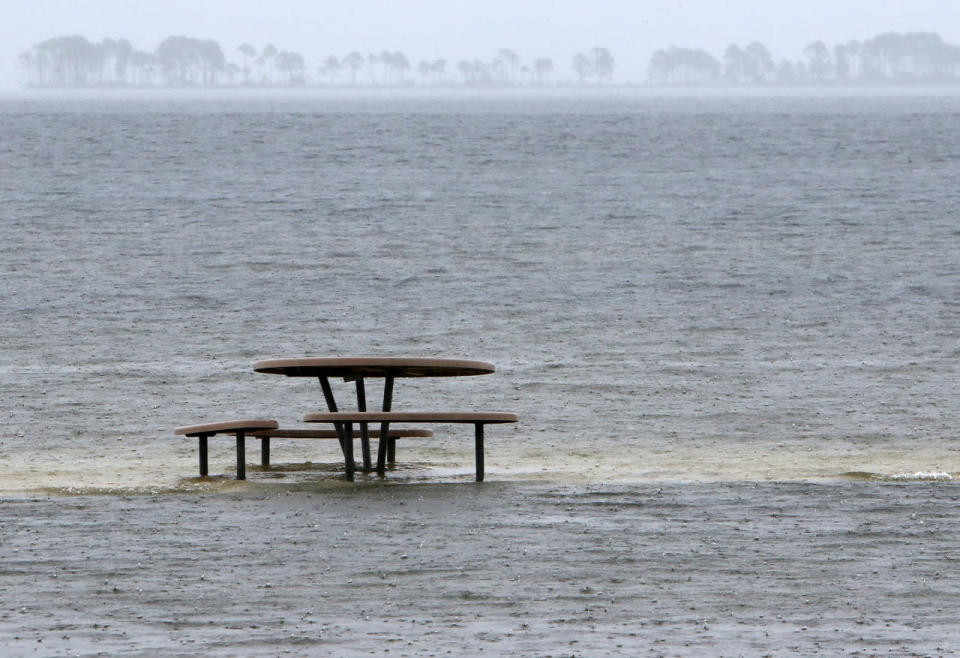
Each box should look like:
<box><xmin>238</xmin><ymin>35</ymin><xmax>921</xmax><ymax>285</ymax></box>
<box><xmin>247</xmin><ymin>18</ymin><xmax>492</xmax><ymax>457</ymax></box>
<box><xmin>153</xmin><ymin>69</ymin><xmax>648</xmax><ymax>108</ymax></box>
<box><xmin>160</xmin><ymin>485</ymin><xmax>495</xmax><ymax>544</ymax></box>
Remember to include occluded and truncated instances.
<box><xmin>252</xmin><ymin>357</ymin><xmax>510</xmax><ymax>480</ymax></box>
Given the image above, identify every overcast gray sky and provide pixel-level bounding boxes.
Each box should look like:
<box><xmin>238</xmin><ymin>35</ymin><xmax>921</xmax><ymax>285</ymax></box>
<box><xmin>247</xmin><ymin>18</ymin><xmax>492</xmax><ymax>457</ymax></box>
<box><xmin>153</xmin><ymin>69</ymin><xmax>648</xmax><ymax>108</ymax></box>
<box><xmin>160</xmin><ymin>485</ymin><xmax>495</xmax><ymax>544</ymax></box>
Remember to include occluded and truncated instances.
<box><xmin>3</xmin><ymin>0</ymin><xmax>960</xmax><ymax>88</ymax></box>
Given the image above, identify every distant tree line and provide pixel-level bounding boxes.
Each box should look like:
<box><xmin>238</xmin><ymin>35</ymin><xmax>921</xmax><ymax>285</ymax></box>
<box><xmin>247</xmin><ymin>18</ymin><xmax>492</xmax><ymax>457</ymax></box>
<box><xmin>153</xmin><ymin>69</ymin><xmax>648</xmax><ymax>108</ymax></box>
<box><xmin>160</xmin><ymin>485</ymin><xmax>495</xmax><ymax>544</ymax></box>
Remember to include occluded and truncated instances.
<box><xmin>18</xmin><ymin>35</ymin><xmax>615</xmax><ymax>88</ymax></box>
<box><xmin>18</xmin><ymin>35</ymin><xmax>308</xmax><ymax>87</ymax></box>
<box><xmin>647</xmin><ymin>32</ymin><xmax>960</xmax><ymax>85</ymax></box>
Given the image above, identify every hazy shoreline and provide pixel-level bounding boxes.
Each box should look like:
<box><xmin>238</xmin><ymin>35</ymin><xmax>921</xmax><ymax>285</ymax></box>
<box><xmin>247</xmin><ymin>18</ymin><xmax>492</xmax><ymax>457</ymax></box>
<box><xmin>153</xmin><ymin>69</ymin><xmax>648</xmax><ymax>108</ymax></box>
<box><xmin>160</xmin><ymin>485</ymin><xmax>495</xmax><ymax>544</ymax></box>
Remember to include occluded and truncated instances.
<box><xmin>8</xmin><ymin>83</ymin><xmax>960</xmax><ymax>99</ymax></box>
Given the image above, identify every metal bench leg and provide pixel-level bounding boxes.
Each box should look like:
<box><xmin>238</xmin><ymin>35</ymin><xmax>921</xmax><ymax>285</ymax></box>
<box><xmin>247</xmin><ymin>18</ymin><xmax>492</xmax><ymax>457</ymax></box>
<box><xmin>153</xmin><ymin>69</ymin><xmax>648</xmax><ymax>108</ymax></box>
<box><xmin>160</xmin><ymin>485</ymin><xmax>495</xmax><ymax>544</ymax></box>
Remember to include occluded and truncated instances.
<box><xmin>236</xmin><ymin>431</ymin><xmax>246</xmax><ymax>480</ymax></box>
<box><xmin>474</xmin><ymin>423</ymin><xmax>484</xmax><ymax>482</ymax></box>
<box><xmin>198</xmin><ymin>433</ymin><xmax>210</xmax><ymax>477</ymax></box>
<box><xmin>260</xmin><ymin>437</ymin><xmax>270</xmax><ymax>470</ymax></box>
<box><xmin>388</xmin><ymin>437</ymin><xmax>396</xmax><ymax>464</ymax></box>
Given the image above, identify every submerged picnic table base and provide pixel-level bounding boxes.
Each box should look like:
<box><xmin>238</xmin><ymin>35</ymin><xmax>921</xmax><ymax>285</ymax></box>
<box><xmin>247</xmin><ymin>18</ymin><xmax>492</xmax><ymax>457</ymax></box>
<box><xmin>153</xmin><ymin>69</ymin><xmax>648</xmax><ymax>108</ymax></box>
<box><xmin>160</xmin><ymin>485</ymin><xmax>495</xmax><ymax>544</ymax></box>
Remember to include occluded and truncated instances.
<box><xmin>250</xmin><ymin>427</ymin><xmax>434</xmax><ymax>472</ymax></box>
<box><xmin>174</xmin><ymin>420</ymin><xmax>434</xmax><ymax>480</ymax></box>
<box><xmin>303</xmin><ymin>411</ymin><xmax>518</xmax><ymax>481</ymax></box>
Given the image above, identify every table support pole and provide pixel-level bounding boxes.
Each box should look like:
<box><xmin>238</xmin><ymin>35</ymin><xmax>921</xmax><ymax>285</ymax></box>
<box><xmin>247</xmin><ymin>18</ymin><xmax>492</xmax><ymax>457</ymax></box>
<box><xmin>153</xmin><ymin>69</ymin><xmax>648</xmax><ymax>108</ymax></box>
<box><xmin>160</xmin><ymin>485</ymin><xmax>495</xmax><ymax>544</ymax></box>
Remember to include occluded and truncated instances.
<box><xmin>236</xmin><ymin>431</ymin><xmax>246</xmax><ymax>480</ymax></box>
<box><xmin>260</xmin><ymin>437</ymin><xmax>270</xmax><ymax>470</ymax></box>
<box><xmin>344</xmin><ymin>422</ymin><xmax>355</xmax><ymax>481</ymax></box>
<box><xmin>320</xmin><ymin>376</ymin><xmax>356</xmax><ymax>476</ymax></box>
<box><xmin>376</xmin><ymin>422</ymin><xmax>390</xmax><ymax>474</ymax></box>
<box><xmin>198</xmin><ymin>434</ymin><xmax>209</xmax><ymax>477</ymax></box>
<box><xmin>319</xmin><ymin>375</ymin><xmax>338</xmax><ymax>411</ymax></box>
<box><xmin>356</xmin><ymin>378</ymin><xmax>372</xmax><ymax>471</ymax></box>
<box><xmin>474</xmin><ymin>423</ymin><xmax>484</xmax><ymax>482</ymax></box>
<box><xmin>382</xmin><ymin>375</ymin><xmax>394</xmax><ymax>410</ymax></box>
<box><xmin>376</xmin><ymin>375</ymin><xmax>395</xmax><ymax>473</ymax></box>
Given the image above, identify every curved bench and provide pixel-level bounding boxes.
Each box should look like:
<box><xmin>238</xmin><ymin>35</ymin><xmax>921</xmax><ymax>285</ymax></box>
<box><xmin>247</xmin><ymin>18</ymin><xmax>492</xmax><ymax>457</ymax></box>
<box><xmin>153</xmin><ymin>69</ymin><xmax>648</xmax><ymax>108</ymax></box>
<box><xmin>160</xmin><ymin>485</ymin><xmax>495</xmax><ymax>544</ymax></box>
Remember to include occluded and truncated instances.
<box><xmin>174</xmin><ymin>420</ymin><xmax>434</xmax><ymax>479</ymax></box>
<box><xmin>250</xmin><ymin>428</ymin><xmax>434</xmax><ymax>471</ymax></box>
<box><xmin>303</xmin><ymin>411</ymin><xmax>518</xmax><ymax>481</ymax></box>
<box><xmin>174</xmin><ymin>419</ymin><xmax>278</xmax><ymax>480</ymax></box>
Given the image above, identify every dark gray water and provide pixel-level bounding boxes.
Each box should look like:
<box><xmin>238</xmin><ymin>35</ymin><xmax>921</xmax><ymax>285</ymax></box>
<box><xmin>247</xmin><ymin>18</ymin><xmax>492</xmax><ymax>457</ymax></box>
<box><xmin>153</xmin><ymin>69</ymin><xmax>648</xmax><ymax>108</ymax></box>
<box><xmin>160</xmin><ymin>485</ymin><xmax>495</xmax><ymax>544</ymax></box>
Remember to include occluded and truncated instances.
<box><xmin>5</xmin><ymin>481</ymin><xmax>960</xmax><ymax>655</ymax></box>
<box><xmin>1</xmin><ymin>88</ymin><xmax>959</xmax><ymax>491</ymax></box>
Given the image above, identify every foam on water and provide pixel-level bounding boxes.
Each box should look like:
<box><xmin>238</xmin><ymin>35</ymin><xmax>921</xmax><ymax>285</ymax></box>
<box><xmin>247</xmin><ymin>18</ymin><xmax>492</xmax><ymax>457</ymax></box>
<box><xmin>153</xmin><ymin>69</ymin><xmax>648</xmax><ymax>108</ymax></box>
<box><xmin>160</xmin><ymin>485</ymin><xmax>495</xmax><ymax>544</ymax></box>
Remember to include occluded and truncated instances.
<box><xmin>2</xmin><ymin>437</ymin><xmax>957</xmax><ymax>496</ymax></box>
<box><xmin>885</xmin><ymin>471</ymin><xmax>956</xmax><ymax>481</ymax></box>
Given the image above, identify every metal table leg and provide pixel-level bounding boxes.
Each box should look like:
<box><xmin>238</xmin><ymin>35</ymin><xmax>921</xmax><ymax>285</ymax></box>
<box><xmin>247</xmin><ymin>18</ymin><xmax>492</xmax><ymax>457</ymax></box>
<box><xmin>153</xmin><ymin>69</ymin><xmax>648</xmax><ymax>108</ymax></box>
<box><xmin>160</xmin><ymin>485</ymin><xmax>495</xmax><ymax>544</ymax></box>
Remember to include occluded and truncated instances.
<box><xmin>320</xmin><ymin>375</ymin><xmax>356</xmax><ymax>479</ymax></box>
<box><xmin>376</xmin><ymin>375</ymin><xmax>394</xmax><ymax>474</ymax></box>
<box><xmin>344</xmin><ymin>422</ymin><xmax>355</xmax><ymax>481</ymax></box>
<box><xmin>356</xmin><ymin>378</ymin><xmax>372</xmax><ymax>471</ymax></box>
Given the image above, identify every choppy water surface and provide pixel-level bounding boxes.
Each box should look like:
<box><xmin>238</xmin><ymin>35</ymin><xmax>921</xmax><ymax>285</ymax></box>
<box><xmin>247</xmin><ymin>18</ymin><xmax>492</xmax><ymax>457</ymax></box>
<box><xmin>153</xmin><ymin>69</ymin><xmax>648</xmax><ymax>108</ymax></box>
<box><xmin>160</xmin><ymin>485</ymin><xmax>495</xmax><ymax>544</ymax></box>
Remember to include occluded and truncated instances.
<box><xmin>1</xmin><ymin>89</ymin><xmax>958</xmax><ymax>493</ymax></box>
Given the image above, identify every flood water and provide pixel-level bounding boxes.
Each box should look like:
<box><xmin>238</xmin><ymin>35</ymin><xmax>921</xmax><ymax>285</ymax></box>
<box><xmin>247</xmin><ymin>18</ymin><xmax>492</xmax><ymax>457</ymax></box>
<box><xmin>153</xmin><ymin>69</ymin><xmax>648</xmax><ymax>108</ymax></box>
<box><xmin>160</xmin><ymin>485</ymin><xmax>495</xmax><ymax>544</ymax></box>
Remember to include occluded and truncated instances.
<box><xmin>4</xmin><ymin>88</ymin><xmax>960</xmax><ymax>656</ymax></box>
<box><xmin>1</xmin><ymin>88</ymin><xmax>959</xmax><ymax>492</ymax></box>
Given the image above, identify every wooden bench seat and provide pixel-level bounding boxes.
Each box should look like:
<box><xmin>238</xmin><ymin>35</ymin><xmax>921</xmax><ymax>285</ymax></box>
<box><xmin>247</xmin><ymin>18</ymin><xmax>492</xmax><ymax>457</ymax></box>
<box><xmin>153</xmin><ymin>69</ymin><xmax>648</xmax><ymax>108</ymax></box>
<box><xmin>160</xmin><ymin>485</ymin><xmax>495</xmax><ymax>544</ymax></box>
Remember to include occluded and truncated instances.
<box><xmin>174</xmin><ymin>419</ymin><xmax>278</xmax><ymax>480</ymax></box>
<box><xmin>303</xmin><ymin>411</ymin><xmax>518</xmax><ymax>481</ymax></box>
<box><xmin>174</xmin><ymin>420</ymin><xmax>433</xmax><ymax>480</ymax></box>
<box><xmin>250</xmin><ymin>428</ymin><xmax>433</xmax><ymax>471</ymax></box>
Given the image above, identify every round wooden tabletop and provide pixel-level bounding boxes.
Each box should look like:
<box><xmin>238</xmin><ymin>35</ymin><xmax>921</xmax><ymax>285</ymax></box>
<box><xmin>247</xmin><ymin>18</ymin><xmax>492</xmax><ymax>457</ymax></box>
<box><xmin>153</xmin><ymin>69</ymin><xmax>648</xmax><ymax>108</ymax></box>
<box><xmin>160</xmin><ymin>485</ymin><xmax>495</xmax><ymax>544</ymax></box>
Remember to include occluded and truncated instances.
<box><xmin>252</xmin><ymin>357</ymin><xmax>496</xmax><ymax>378</ymax></box>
